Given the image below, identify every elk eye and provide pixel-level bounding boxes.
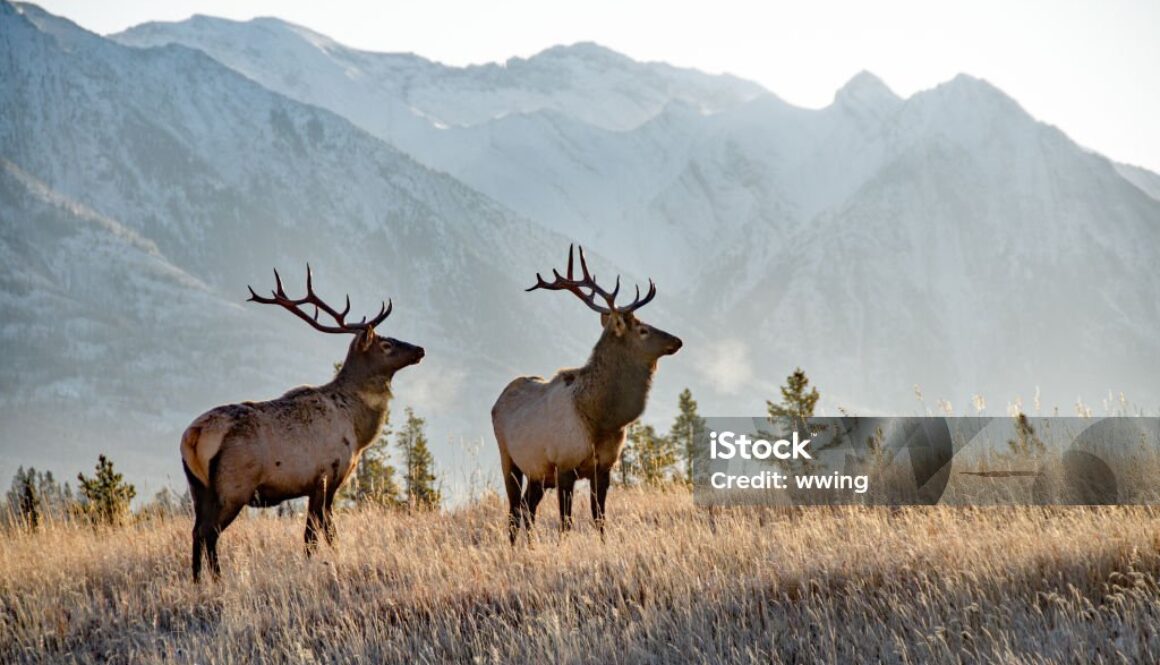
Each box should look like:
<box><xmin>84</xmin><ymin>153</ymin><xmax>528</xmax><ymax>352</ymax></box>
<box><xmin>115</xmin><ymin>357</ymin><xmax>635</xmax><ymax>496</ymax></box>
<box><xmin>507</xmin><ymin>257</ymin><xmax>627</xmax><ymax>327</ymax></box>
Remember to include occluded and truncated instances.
<box><xmin>638</xmin><ymin>328</ymin><xmax>649</xmax><ymax>337</ymax></box>
<box><xmin>380</xmin><ymin>342</ymin><xmax>392</xmax><ymax>351</ymax></box>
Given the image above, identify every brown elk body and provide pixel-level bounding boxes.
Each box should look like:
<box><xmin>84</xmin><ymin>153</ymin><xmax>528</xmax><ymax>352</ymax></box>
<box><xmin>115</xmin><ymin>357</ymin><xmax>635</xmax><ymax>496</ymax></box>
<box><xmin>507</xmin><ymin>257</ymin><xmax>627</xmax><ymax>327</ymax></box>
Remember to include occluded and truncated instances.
<box><xmin>180</xmin><ymin>269</ymin><xmax>423</xmax><ymax>582</ymax></box>
<box><xmin>491</xmin><ymin>246</ymin><xmax>682</xmax><ymax>543</ymax></box>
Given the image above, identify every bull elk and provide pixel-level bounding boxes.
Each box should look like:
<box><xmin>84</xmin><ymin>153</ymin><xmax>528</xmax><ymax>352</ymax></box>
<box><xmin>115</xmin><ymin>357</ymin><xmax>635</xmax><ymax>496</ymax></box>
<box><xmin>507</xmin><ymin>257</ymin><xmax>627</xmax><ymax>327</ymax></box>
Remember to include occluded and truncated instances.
<box><xmin>180</xmin><ymin>268</ymin><xmax>424</xmax><ymax>582</ymax></box>
<box><xmin>492</xmin><ymin>245</ymin><xmax>682</xmax><ymax>544</ymax></box>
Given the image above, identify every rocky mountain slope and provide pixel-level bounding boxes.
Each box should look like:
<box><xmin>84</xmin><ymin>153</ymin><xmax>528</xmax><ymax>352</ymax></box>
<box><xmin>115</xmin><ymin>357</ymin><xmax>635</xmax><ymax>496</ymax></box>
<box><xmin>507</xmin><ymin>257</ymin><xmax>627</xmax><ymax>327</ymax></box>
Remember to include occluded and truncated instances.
<box><xmin>2</xmin><ymin>2</ymin><xmax>1158</xmax><ymax>495</ymax></box>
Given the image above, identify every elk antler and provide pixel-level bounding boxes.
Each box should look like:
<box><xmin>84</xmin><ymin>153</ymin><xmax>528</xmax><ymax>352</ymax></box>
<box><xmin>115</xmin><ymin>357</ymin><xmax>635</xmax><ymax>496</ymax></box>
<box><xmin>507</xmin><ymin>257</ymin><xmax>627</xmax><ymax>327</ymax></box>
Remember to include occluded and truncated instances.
<box><xmin>247</xmin><ymin>265</ymin><xmax>391</xmax><ymax>334</ymax></box>
<box><xmin>526</xmin><ymin>245</ymin><xmax>656</xmax><ymax>315</ymax></box>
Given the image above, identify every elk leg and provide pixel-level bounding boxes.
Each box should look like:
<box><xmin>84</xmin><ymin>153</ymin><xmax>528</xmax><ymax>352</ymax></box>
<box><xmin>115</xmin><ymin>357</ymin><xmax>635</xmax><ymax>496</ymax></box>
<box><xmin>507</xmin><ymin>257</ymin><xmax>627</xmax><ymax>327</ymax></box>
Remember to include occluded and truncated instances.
<box><xmin>304</xmin><ymin>490</ymin><xmax>326</xmax><ymax>557</ymax></box>
<box><xmin>522</xmin><ymin>480</ymin><xmax>546</xmax><ymax>541</ymax></box>
<box><xmin>322</xmin><ymin>486</ymin><xmax>338</xmax><ymax>549</ymax></box>
<box><xmin>191</xmin><ymin>521</ymin><xmax>205</xmax><ymax>583</ymax></box>
<box><xmin>203</xmin><ymin>528</ymin><xmax>222</xmax><ymax>580</ymax></box>
<box><xmin>186</xmin><ymin>467</ymin><xmax>207</xmax><ymax>583</ymax></box>
<box><xmin>189</xmin><ymin>473</ymin><xmax>218</xmax><ymax>582</ymax></box>
<box><xmin>557</xmin><ymin>471</ymin><xmax>576</xmax><ymax>533</ymax></box>
<box><xmin>503</xmin><ymin>462</ymin><xmax>524</xmax><ymax>546</ymax></box>
<box><xmin>204</xmin><ymin>497</ymin><xmax>245</xmax><ymax>580</ymax></box>
<box><xmin>591</xmin><ymin>467</ymin><xmax>612</xmax><ymax>540</ymax></box>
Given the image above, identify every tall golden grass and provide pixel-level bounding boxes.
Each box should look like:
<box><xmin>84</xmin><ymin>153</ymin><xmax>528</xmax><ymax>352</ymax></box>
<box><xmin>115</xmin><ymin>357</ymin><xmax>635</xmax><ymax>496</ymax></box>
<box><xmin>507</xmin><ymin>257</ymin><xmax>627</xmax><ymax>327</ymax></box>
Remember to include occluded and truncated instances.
<box><xmin>2</xmin><ymin>487</ymin><xmax>1159</xmax><ymax>663</ymax></box>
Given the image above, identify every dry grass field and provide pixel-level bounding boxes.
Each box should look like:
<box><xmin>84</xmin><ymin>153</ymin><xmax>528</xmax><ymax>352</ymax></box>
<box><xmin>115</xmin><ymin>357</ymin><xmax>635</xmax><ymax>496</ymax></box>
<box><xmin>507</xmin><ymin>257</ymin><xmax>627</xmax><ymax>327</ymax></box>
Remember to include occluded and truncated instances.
<box><xmin>3</xmin><ymin>488</ymin><xmax>1160</xmax><ymax>664</ymax></box>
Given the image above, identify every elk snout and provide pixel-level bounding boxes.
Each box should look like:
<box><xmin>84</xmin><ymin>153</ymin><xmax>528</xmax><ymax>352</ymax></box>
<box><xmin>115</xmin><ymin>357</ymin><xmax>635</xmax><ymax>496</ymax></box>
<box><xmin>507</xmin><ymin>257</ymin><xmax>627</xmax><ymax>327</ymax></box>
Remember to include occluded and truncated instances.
<box><xmin>393</xmin><ymin>339</ymin><xmax>425</xmax><ymax>365</ymax></box>
<box><xmin>665</xmin><ymin>336</ymin><xmax>683</xmax><ymax>356</ymax></box>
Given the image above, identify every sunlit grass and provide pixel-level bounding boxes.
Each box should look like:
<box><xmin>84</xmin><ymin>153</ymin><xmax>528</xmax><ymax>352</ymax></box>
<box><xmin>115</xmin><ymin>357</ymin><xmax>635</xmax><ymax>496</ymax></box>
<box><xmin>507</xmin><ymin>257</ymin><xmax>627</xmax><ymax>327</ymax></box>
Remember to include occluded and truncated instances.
<box><xmin>2</xmin><ymin>488</ymin><xmax>1159</xmax><ymax>663</ymax></box>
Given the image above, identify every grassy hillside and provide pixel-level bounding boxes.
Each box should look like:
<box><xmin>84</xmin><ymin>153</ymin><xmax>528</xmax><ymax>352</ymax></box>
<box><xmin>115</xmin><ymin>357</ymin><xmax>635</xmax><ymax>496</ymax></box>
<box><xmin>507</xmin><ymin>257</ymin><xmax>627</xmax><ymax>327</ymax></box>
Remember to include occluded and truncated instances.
<box><xmin>2</xmin><ymin>488</ymin><xmax>1159</xmax><ymax>663</ymax></box>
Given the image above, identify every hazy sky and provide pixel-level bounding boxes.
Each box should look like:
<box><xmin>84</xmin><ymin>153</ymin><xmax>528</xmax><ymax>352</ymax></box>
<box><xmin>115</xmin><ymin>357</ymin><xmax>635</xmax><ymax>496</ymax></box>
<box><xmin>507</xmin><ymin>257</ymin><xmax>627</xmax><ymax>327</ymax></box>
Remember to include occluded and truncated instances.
<box><xmin>33</xmin><ymin>0</ymin><xmax>1160</xmax><ymax>172</ymax></box>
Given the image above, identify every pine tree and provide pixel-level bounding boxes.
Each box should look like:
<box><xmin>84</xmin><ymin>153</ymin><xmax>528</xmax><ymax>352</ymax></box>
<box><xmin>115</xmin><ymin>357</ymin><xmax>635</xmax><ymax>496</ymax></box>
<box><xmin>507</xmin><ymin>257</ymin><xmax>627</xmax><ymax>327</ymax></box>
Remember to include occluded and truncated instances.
<box><xmin>36</xmin><ymin>471</ymin><xmax>73</xmax><ymax>521</ymax></box>
<box><xmin>644</xmin><ymin>422</ymin><xmax>677</xmax><ymax>485</ymax></box>
<box><xmin>77</xmin><ymin>455</ymin><xmax>136</xmax><ymax>526</ymax></box>
<box><xmin>669</xmin><ymin>388</ymin><xmax>707</xmax><ymax>483</ymax></box>
<box><xmin>626</xmin><ymin>422</ymin><xmax>677</xmax><ymax>485</ymax></box>
<box><xmin>7</xmin><ymin>467</ymin><xmax>41</xmax><ymax>530</ymax></box>
<box><xmin>396</xmin><ymin>407</ymin><xmax>440</xmax><ymax>510</ymax></box>
<box><xmin>767</xmin><ymin>367</ymin><xmax>820</xmax><ymax>432</ymax></box>
<box><xmin>345</xmin><ymin>427</ymin><xmax>404</xmax><ymax>509</ymax></box>
<box><xmin>766</xmin><ymin>368</ymin><xmax>823</xmax><ymax>473</ymax></box>
<box><xmin>1007</xmin><ymin>413</ymin><xmax>1046</xmax><ymax>461</ymax></box>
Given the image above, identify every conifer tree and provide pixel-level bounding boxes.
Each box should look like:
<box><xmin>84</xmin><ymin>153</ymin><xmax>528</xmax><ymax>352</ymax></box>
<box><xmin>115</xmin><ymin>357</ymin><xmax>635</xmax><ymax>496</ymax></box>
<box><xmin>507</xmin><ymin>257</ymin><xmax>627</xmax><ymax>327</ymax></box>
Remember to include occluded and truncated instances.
<box><xmin>1007</xmin><ymin>413</ymin><xmax>1046</xmax><ymax>460</ymax></box>
<box><xmin>36</xmin><ymin>471</ymin><xmax>69</xmax><ymax>521</ymax></box>
<box><xmin>77</xmin><ymin>454</ymin><xmax>136</xmax><ymax>526</ymax></box>
<box><xmin>669</xmin><ymin>388</ymin><xmax>707</xmax><ymax>483</ymax></box>
<box><xmin>7</xmin><ymin>467</ymin><xmax>41</xmax><ymax>530</ymax></box>
<box><xmin>633</xmin><ymin>423</ymin><xmax>678</xmax><ymax>486</ymax></box>
<box><xmin>766</xmin><ymin>368</ymin><xmax>824</xmax><ymax>472</ymax></box>
<box><xmin>396</xmin><ymin>407</ymin><xmax>440</xmax><ymax>510</ymax></box>
<box><xmin>347</xmin><ymin>427</ymin><xmax>404</xmax><ymax>509</ymax></box>
<box><xmin>767</xmin><ymin>367</ymin><xmax>820</xmax><ymax>432</ymax></box>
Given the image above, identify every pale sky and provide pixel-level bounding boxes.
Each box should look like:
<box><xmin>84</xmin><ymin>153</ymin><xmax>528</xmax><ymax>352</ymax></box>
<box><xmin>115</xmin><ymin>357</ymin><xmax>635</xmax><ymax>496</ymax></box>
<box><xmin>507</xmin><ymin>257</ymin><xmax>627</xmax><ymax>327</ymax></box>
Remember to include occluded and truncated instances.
<box><xmin>32</xmin><ymin>0</ymin><xmax>1160</xmax><ymax>173</ymax></box>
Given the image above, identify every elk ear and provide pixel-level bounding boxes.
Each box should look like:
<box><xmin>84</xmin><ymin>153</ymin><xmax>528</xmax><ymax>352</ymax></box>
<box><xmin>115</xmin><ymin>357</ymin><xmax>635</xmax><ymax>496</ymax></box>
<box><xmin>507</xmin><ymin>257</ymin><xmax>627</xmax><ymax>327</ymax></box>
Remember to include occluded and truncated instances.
<box><xmin>358</xmin><ymin>328</ymin><xmax>377</xmax><ymax>352</ymax></box>
<box><xmin>602</xmin><ymin>312</ymin><xmax>628</xmax><ymax>337</ymax></box>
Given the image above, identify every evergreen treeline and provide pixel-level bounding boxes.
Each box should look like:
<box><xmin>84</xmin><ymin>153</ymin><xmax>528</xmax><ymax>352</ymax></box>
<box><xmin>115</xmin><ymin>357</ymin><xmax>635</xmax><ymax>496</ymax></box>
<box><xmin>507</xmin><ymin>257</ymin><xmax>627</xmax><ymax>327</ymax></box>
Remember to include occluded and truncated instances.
<box><xmin>3</xmin><ymin>371</ymin><xmax>824</xmax><ymax>523</ymax></box>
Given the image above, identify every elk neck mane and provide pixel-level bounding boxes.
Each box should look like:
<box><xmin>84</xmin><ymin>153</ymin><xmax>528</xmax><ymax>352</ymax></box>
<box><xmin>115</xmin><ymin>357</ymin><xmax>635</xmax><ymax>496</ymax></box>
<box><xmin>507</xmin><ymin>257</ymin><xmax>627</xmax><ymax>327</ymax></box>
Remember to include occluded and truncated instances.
<box><xmin>328</xmin><ymin>362</ymin><xmax>393</xmax><ymax>448</ymax></box>
<box><xmin>571</xmin><ymin>327</ymin><xmax>656</xmax><ymax>437</ymax></box>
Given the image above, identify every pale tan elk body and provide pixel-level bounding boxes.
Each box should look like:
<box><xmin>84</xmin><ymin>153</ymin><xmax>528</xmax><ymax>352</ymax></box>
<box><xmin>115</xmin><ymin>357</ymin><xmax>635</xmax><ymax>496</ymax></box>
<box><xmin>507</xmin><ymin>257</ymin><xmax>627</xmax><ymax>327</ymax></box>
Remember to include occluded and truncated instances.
<box><xmin>493</xmin><ymin>378</ymin><xmax>593</xmax><ymax>480</ymax></box>
<box><xmin>492</xmin><ymin>246</ymin><xmax>682</xmax><ymax>543</ymax></box>
<box><xmin>182</xmin><ymin>364</ymin><xmax>391</xmax><ymax>510</ymax></box>
<box><xmin>180</xmin><ymin>268</ymin><xmax>423</xmax><ymax>582</ymax></box>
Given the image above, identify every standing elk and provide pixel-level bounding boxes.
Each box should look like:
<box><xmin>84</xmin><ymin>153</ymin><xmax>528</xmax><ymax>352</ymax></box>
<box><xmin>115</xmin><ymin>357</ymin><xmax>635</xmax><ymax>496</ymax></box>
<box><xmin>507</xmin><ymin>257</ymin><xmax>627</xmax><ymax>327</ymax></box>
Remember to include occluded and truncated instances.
<box><xmin>180</xmin><ymin>267</ymin><xmax>424</xmax><ymax>582</ymax></box>
<box><xmin>492</xmin><ymin>245</ymin><xmax>682</xmax><ymax>544</ymax></box>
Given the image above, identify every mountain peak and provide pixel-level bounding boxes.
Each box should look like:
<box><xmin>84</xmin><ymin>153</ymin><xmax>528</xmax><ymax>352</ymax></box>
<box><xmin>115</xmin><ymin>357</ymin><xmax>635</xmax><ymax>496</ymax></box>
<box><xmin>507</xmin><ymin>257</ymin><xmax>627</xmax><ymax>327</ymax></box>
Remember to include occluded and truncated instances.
<box><xmin>527</xmin><ymin>42</ymin><xmax>632</xmax><ymax>66</ymax></box>
<box><xmin>945</xmin><ymin>73</ymin><xmax>1005</xmax><ymax>95</ymax></box>
<box><xmin>13</xmin><ymin>1</ymin><xmax>103</xmax><ymax>49</ymax></box>
<box><xmin>834</xmin><ymin>70</ymin><xmax>900</xmax><ymax>112</ymax></box>
<box><xmin>928</xmin><ymin>73</ymin><xmax>1026</xmax><ymax>118</ymax></box>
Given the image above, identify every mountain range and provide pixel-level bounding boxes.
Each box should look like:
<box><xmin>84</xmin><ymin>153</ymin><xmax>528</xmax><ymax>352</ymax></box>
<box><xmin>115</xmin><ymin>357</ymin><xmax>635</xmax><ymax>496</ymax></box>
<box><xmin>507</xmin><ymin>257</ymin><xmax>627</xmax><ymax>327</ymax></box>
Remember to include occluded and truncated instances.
<box><xmin>2</xmin><ymin>2</ymin><xmax>1158</xmax><ymax>498</ymax></box>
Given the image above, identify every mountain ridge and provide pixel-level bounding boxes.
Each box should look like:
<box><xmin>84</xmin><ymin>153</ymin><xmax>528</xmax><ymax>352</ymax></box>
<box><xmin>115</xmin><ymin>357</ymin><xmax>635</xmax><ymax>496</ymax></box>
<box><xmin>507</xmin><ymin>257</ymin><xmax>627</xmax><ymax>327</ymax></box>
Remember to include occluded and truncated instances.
<box><xmin>2</xmin><ymin>1</ymin><xmax>685</xmax><ymax>498</ymax></box>
<box><xmin>3</xmin><ymin>2</ymin><xmax>1159</xmax><ymax>497</ymax></box>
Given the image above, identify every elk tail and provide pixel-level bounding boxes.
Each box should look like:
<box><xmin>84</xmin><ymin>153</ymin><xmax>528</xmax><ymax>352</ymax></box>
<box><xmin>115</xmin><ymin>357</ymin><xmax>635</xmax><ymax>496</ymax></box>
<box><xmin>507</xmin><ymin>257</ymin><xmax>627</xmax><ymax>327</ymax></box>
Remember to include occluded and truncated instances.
<box><xmin>180</xmin><ymin>424</ymin><xmax>225</xmax><ymax>487</ymax></box>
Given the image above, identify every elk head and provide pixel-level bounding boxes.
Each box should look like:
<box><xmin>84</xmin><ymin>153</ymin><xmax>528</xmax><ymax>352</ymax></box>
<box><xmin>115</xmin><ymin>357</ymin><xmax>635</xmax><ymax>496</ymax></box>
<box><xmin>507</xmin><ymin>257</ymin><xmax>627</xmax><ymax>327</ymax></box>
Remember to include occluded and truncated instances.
<box><xmin>248</xmin><ymin>266</ymin><xmax>424</xmax><ymax>388</ymax></box>
<box><xmin>528</xmin><ymin>245</ymin><xmax>682</xmax><ymax>363</ymax></box>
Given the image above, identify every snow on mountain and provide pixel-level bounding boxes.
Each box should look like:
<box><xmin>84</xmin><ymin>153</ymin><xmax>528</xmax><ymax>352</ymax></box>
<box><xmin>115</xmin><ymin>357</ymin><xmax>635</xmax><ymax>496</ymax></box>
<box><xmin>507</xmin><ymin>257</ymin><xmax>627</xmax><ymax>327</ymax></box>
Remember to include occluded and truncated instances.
<box><xmin>113</xmin><ymin>16</ymin><xmax>777</xmax><ymax>287</ymax></box>
<box><xmin>115</xmin><ymin>16</ymin><xmax>765</xmax><ymax>132</ymax></box>
<box><xmin>687</xmin><ymin>73</ymin><xmax>1160</xmax><ymax>411</ymax></box>
<box><xmin>4</xmin><ymin>2</ymin><xmax>1160</xmax><ymax>495</ymax></box>
<box><xmin>0</xmin><ymin>156</ymin><xmax>279</xmax><ymax>487</ymax></box>
<box><xmin>833</xmin><ymin>70</ymin><xmax>903</xmax><ymax>119</ymax></box>
<box><xmin>114</xmin><ymin>17</ymin><xmax>906</xmax><ymax>289</ymax></box>
<box><xmin>1</xmin><ymin>2</ymin><xmax>695</xmax><ymax>497</ymax></box>
<box><xmin>1115</xmin><ymin>162</ymin><xmax>1160</xmax><ymax>203</ymax></box>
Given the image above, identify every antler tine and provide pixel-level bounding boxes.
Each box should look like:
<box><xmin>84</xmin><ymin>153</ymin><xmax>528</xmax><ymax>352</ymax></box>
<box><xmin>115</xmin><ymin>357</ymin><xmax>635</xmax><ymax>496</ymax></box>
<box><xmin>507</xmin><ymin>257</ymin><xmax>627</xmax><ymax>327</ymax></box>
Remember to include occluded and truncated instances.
<box><xmin>577</xmin><ymin>245</ymin><xmax>590</xmax><ymax>281</ymax></box>
<box><xmin>246</xmin><ymin>266</ymin><xmax>393</xmax><ymax>335</ymax></box>
<box><xmin>619</xmin><ymin>279</ymin><xmax>657</xmax><ymax>313</ymax></box>
<box><xmin>525</xmin><ymin>245</ymin><xmax>658</xmax><ymax>315</ymax></box>
<box><xmin>366</xmin><ymin>299</ymin><xmax>392</xmax><ymax>329</ymax></box>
